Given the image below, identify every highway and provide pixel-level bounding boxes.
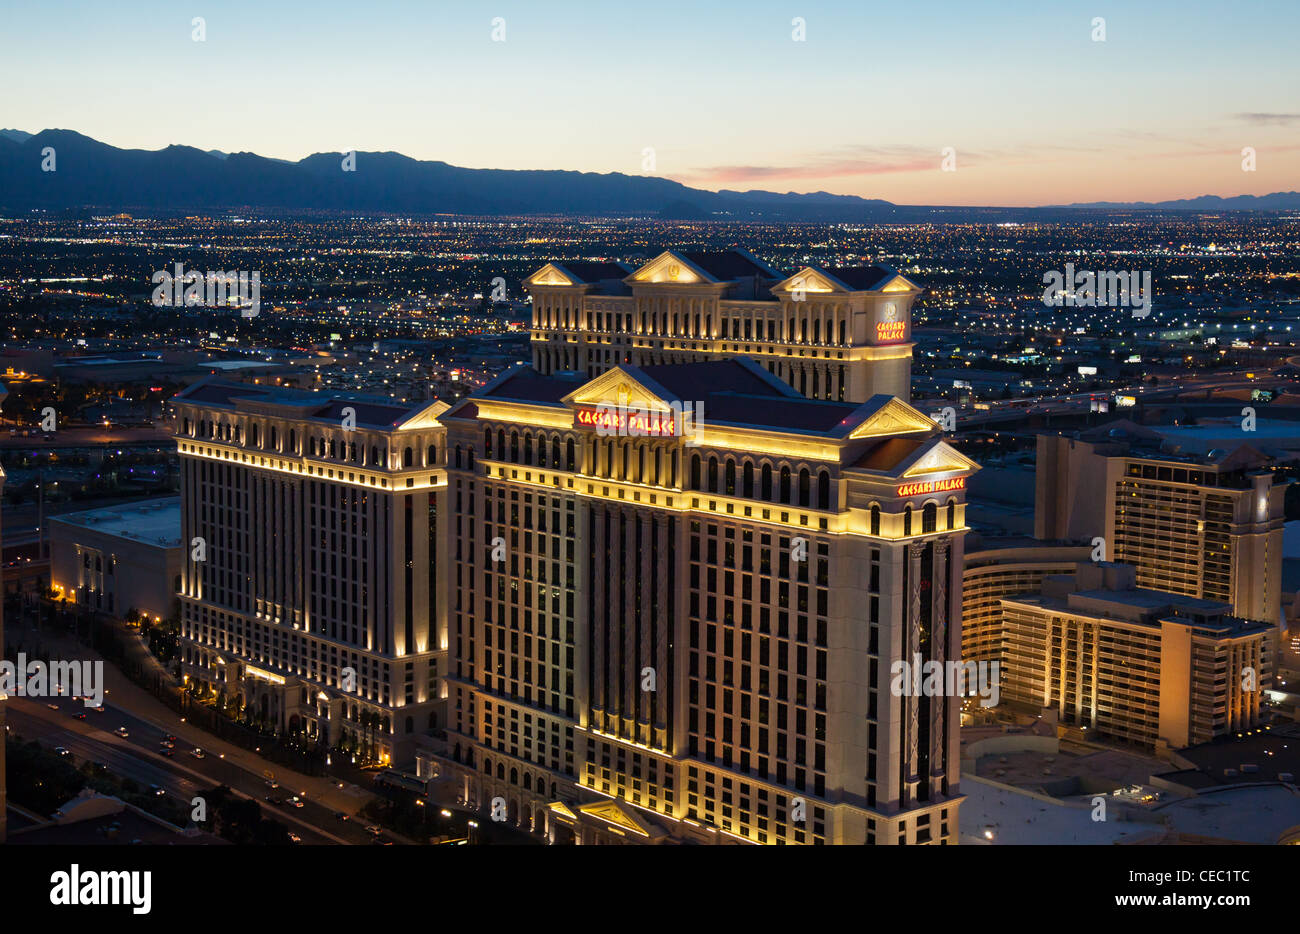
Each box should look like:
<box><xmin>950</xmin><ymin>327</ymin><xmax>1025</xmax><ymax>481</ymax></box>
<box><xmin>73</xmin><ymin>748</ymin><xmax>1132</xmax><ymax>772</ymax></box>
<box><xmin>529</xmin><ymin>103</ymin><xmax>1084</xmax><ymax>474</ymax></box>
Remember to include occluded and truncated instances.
<box><xmin>5</xmin><ymin>694</ymin><xmax>386</xmax><ymax>845</ymax></box>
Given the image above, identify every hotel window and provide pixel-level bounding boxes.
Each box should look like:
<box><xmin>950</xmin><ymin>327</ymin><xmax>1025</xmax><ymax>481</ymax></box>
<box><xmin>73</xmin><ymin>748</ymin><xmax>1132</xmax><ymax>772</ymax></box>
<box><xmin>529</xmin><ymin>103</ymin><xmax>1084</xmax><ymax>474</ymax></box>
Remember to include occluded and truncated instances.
<box><xmin>870</xmin><ymin>504</ymin><xmax>881</xmax><ymax>536</ymax></box>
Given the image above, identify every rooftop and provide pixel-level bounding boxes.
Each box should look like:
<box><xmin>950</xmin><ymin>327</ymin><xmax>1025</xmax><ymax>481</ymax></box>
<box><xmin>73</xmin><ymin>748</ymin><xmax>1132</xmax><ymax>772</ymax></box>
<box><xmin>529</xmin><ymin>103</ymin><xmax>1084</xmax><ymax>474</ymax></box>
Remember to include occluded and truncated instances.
<box><xmin>174</xmin><ymin>379</ymin><xmax>436</xmax><ymax>429</ymax></box>
<box><xmin>48</xmin><ymin>496</ymin><xmax>182</xmax><ymax>548</ymax></box>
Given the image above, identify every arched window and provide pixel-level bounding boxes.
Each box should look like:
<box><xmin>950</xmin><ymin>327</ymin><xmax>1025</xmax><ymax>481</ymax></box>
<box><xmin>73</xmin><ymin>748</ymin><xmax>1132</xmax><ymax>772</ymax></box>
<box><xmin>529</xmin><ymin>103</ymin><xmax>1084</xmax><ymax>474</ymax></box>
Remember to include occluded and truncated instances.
<box><xmin>484</xmin><ymin>428</ymin><xmax>493</xmax><ymax>458</ymax></box>
<box><xmin>371</xmin><ymin>445</ymin><xmax>380</xmax><ymax>465</ymax></box>
<box><xmin>566</xmin><ymin>438</ymin><xmax>575</xmax><ymax>471</ymax></box>
<box><xmin>270</xmin><ymin>426</ymin><xmax>278</xmax><ymax>449</ymax></box>
<box><xmin>904</xmin><ymin>505</ymin><xmax>913</xmax><ymax>536</ymax></box>
<box><xmin>923</xmin><ymin>502</ymin><xmax>937</xmax><ymax>534</ymax></box>
<box><xmin>288</xmin><ymin>429</ymin><xmax>296</xmax><ymax>453</ymax></box>
<box><xmin>708</xmin><ymin>456</ymin><xmax>718</xmax><ymax>493</ymax></box>
<box><xmin>798</xmin><ymin>468</ymin><xmax>810</xmax><ymax>507</ymax></box>
<box><xmin>552</xmin><ymin>438</ymin><xmax>561</xmax><ymax>468</ymax></box>
<box><xmin>427</xmin><ymin>444</ymin><xmax>437</xmax><ymax>466</ymax></box>
<box><xmin>779</xmin><ymin>466</ymin><xmax>791</xmax><ymax>503</ymax></box>
<box><xmin>403</xmin><ymin>446</ymin><xmax>414</xmax><ymax>468</ymax></box>
<box><xmin>455</xmin><ymin>444</ymin><xmax>463</xmax><ymax>469</ymax></box>
<box><xmin>497</xmin><ymin>429</ymin><xmax>505</xmax><ymax>459</ymax></box>
<box><xmin>870</xmin><ymin>503</ymin><xmax>881</xmax><ymax>535</ymax></box>
<box><xmin>761</xmin><ymin>463</ymin><xmax>773</xmax><ymax>501</ymax></box>
<box><xmin>691</xmin><ymin>454</ymin><xmax>702</xmax><ymax>490</ymax></box>
<box><xmin>510</xmin><ymin>432</ymin><xmax>519</xmax><ymax>463</ymax></box>
<box><xmin>817</xmin><ymin>469</ymin><xmax>830</xmax><ymax>510</ymax></box>
<box><xmin>947</xmin><ymin>499</ymin><xmax>957</xmax><ymax>530</ymax></box>
<box><xmin>251</xmin><ymin>423</ymin><xmax>260</xmax><ymax>446</ymax></box>
<box><xmin>743</xmin><ymin>461</ymin><xmax>754</xmax><ymax>498</ymax></box>
<box><xmin>725</xmin><ymin>459</ymin><xmax>736</xmax><ymax>495</ymax></box>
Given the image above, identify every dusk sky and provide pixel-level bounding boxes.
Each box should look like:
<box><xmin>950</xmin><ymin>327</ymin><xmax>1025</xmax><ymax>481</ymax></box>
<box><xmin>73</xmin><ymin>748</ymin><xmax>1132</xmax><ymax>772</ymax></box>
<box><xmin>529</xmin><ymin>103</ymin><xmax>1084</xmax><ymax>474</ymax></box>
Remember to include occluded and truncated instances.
<box><xmin>3</xmin><ymin>0</ymin><xmax>1298</xmax><ymax>206</ymax></box>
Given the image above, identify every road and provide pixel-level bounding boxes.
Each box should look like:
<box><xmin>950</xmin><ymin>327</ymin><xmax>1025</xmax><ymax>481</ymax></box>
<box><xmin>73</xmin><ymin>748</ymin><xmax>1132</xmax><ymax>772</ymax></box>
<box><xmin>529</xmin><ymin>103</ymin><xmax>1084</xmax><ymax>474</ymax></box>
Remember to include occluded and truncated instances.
<box><xmin>1</xmin><ymin>626</ymin><xmax>400</xmax><ymax>844</ymax></box>
<box><xmin>4</xmin><ymin>696</ymin><xmax>378</xmax><ymax>844</ymax></box>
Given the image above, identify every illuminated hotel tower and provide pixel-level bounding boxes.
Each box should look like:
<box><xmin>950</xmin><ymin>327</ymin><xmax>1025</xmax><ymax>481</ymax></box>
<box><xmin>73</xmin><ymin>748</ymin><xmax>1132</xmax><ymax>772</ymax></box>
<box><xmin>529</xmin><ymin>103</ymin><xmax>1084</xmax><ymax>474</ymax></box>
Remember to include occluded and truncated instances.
<box><xmin>1036</xmin><ymin>428</ymin><xmax>1288</xmax><ymax>626</ymax></box>
<box><xmin>430</xmin><ymin>357</ymin><xmax>978</xmax><ymax>844</ymax></box>
<box><xmin>171</xmin><ymin>382</ymin><xmax>448</xmax><ymax>765</ymax></box>
<box><xmin>524</xmin><ymin>249</ymin><xmax>921</xmax><ymax>403</ymax></box>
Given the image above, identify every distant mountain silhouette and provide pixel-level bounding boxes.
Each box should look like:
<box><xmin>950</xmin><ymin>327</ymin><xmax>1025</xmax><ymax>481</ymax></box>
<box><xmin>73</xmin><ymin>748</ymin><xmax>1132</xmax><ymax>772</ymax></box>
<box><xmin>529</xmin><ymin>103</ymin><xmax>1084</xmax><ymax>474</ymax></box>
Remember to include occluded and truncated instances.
<box><xmin>1057</xmin><ymin>192</ymin><xmax>1300</xmax><ymax>210</ymax></box>
<box><xmin>1</xmin><ymin>130</ymin><xmax>1295</xmax><ymax>219</ymax></box>
<box><xmin>0</xmin><ymin>129</ymin><xmax>908</xmax><ymax>220</ymax></box>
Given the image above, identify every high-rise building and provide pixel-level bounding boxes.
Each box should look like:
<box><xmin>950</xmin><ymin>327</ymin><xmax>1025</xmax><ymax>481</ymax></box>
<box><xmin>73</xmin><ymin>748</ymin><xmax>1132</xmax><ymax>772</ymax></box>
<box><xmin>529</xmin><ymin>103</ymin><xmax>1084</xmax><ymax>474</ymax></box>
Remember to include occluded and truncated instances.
<box><xmin>1035</xmin><ymin>426</ymin><xmax>1288</xmax><ymax>625</ymax></box>
<box><xmin>1000</xmin><ymin>562</ymin><xmax>1271</xmax><ymax>750</ymax></box>
<box><xmin>962</xmin><ymin>541</ymin><xmax>1092</xmax><ymax>666</ymax></box>
<box><xmin>427</xmin><ymin>357</ymin><xmax>978</xmax><ymax>844</ymax></box>
<box><xmin>524</xmin><ymin>249</ymin><xmax>920</xmax><ymax>403</ymax></box>
<box><xmin>171</xmin><ymin>381</ymin><xmax>448</xmax><ymax>765</ymax></box>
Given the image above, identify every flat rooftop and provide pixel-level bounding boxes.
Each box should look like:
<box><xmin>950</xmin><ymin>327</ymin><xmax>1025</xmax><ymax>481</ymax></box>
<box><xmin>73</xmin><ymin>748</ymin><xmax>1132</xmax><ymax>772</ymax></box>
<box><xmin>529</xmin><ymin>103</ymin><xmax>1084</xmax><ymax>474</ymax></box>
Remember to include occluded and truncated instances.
<box><xmin>49</xmin><ymin>496</ymin><xmax>181</xmax><ymax>548</ymax></box>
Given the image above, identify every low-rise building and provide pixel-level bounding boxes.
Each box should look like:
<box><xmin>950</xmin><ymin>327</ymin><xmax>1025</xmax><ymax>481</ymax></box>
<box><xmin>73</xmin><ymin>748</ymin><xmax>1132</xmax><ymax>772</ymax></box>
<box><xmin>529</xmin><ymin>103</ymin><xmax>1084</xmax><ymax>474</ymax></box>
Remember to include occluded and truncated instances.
<box><xmin>48</xmin><ymin>497</ymin><xmax>182</xmax><ymax>621</ymax></box>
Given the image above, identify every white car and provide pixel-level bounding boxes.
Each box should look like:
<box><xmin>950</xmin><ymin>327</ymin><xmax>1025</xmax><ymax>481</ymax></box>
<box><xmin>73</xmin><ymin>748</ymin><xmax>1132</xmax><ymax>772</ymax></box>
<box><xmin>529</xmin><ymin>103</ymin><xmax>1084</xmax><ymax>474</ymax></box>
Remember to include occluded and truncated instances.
<box><xmin>190</xmin><ymin>748</ymin><xmax>206</xmax><ymax>759</ymax></box>
<box><xmin>115</xmin><ymin>727</ymin><xmax>130</xmax><ymax>738</ymax></box>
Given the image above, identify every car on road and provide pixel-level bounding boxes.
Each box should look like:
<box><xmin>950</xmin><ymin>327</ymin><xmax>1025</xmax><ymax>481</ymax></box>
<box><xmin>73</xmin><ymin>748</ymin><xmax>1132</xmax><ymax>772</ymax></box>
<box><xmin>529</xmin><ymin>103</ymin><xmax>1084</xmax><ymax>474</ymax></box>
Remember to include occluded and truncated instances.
<box><xmin>265</xmin><ymin>779</ymin><xmax>280</xmax><ymax>790</ymax></box>
<box><xmin>46</xmin><ymin>703</ymin><xmax>60</xmax><ymax>710</ymax></box>
<box><xmin>54</xmin><ymin>746</ymin><xmax>70</xmax><ymax>757</ymax></box>
<box><xmin>149</xmin><ymin>784</ymin><xmax>165</xmax><ymax>796</ymax></box>
<box><xmin>334</xmin><ymin>811</ymin><xmax>350</xmax><ymax>822</ymax></box>
<box><xmin>265</xmin><ymin>795</ymin><xmax>285</xmax><ymax>806</ymax></box>
<box><xmin>365</xmin><ymin>825</ymin><xmax>382</xmax><ymax>837</ymax></box>
<box><xmin>190</xmin><ymin>748</ymin><xmax>205</xmax><ymax>759</ymax></box>
<box><xmin>71</xmin><ymin>712</ymin><xmax>86</xmax><ymax>720</ymax></box>
<box><xmin>160</xmin><ymin>748</ymin><xmax>174</xmax><ymax>758</ymax></box>
<box><xmin>160</xmin><ymin>740</ymin><xmax>175</xmax><ymax>749</ymax></box>
<box><xmin>288</xmin><ymin>833</ymin><xmax>302</xmax><ymax>844</ymax></box>
<box><xmin>93</xmin><ymin>706</ymin><xmax>105</xmax><ymax>713</ymax></box>
<box><xmin>289</xmin><ymin>796</ymin><xmax>304</xmax><ymax>808</ymax></box>
<box><xmin>115</xmin><ymin>727</ymin><xmax>129</xmax><ymax>738</ymax></box>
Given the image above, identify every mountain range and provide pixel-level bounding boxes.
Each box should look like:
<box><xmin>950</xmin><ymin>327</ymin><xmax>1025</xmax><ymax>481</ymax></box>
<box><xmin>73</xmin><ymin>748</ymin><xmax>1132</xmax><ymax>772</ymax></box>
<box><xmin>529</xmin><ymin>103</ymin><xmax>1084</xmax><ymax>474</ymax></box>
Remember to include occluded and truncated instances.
<box><xmin>2</xmin><ymin>129</ymin><xmax>1297</xmax><ymax>220</ymax></box>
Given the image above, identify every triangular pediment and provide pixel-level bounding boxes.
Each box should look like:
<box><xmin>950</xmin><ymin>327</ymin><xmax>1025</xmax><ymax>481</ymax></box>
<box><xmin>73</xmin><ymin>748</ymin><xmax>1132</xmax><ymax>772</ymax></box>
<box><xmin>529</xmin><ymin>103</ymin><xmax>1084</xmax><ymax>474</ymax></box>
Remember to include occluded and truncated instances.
<box><xmin>396</xmin><ymin>399</ymin><xmax>450</xmax><ymax>431</ymax></box>
<box><xmin>881</xmin><ymin>275</ymin><xmax>918</xmax><ymax>293</ymax></box>
<box><xmin>772</xmin><ymin>267</ymin><xmax>841</xmax><ymax>295</ymax></box>
<box><xmin>547</xmin><ymin>801</ymin><xmax>577</xmax><ymax>820</ymax></box>
<box><xmin>847</xmin><ymin>397</ymin><xmax>940</xmax><ymax>439</ymax></box>
<box><xmin>577</xmin><ymin>800</ymin><xmax>654</xmax><ymax>836</ymax></box>
<box><xmin>561</xmin><ymin>366</ymin><xmax>674</xmax><ymax>412</ymax></box>
<box><xmin>626</xmin><ymin>251</ymin><xmax>707</xmax><ymax>285</ymax></box>
<box><xmin>524</xmin><ymin>263</ymin><xmax>577</xmax><ymax>287</ymax></box>
<box><xmin>901</xmin><ymin>439</ymin><xmax>981</xmax><ymax>477</ymax></box>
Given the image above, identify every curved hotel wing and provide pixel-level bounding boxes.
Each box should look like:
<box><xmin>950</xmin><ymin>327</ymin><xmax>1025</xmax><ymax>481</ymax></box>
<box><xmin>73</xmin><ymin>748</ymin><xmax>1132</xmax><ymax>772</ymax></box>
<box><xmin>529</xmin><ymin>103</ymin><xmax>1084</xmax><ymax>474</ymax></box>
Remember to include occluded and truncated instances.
<box><xmin>434</xmin><ymin>356</ymin><xmax>978</xmax><ymax>844</ymax></box>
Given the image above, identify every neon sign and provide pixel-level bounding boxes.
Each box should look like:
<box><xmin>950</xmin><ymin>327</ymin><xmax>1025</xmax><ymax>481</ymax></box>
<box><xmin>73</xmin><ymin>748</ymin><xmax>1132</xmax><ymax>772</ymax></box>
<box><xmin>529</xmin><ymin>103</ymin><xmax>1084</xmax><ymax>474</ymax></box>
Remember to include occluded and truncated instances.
<box><xmin>876</xmin><ymin>321</ymin><xmax>906</xmax><ymax>342</ymax></box>
<box><xmin>575</xmin><ymin>404</ymin><xmax>679</xmax><ymax>437</ymax></box>
<box><xmin>897</xmin><ymin>477</ymin><xmax>965</xmax><ymax>497</ymax></box>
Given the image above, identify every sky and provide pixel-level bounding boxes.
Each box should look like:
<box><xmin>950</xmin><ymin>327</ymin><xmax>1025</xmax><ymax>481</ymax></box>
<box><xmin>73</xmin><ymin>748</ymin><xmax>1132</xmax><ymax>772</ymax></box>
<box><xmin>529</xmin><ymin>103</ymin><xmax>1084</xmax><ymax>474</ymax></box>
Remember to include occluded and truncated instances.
<box><xmin>2</xmin><ymin>0</ymin><xmax>1298</xmax><ymax>206</ymax></box>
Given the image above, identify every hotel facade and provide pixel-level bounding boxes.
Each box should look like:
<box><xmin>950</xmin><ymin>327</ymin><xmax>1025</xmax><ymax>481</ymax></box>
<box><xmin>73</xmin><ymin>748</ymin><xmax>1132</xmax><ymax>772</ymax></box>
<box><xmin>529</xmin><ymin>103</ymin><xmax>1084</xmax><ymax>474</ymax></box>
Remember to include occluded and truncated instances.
<box><xmin>1000</xmin><ymin>562</ymin><xmax>1271</xmax><ymax>750</ymax></box>
<box><xmin>1036</xmin><ymin>427</ymin><xmax>1288</xmax><ymax>626</ymax></box>
<box><xmin>425</xmin><ymin>356</ymin><xmax>979</xmax><ymax>844</ymax></box>
<box><xmin>524</xmin><ymin>249</ymin><xmax>921</xmax><ymax>404</ymax></box>
<box><xmin>171</xmin><ymin>382</ymin><xmax>448</xmax><ymax>765</ymax></box>
<box><xmin>961</xmin><ymin>542</ymin><xmax>1092</xmax><ymax>667</ymax></box>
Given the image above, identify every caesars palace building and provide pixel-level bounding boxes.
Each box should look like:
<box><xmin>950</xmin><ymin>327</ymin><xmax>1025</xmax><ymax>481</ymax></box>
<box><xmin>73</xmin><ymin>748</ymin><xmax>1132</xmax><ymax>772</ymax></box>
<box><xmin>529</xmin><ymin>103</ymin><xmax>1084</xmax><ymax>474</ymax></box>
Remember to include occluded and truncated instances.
<box><xmin>524</xmin><ymin>249</ymin><xmax>920</xmax><ymax>404</ymax></box>
<box><xmin>173</xmin><ymin>249</ymin><xmax>981</xmax><ymax>844</ymax></box>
